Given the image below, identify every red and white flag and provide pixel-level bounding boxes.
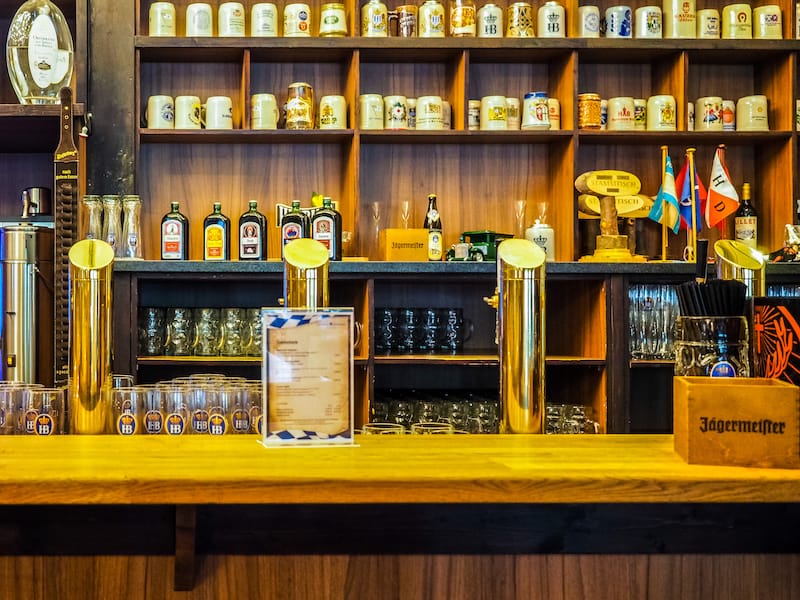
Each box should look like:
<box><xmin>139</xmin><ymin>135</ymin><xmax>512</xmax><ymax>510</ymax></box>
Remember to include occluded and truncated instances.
<box><xmin>705</xmin><ymin>146</ymin><xmax>739</xmax><ymax>229</ymax></box>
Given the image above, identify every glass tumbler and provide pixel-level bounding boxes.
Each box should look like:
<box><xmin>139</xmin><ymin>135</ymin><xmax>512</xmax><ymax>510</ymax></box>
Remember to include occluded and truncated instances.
<box><xmin>20</xmin><ymin>387</ymin><xmax>65</xmax><ymax>435</ymax></box>
<box><xmin>674</xmin><ymin>316</ymin><xmax>750</xmax><ymax>377</ymax></box>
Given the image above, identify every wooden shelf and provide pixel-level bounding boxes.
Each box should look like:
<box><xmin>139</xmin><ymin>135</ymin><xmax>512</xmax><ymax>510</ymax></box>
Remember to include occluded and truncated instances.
<box><xmin>0</xmin><ymin>104</ymin><xmax>87</xmax><ymax>152</ymax></box>
<box><xmin>139</xmin><ymin>128</ymin><xmax>354</xmax><ymax>144</ymax></box>
<box><xmin>138</xmin><ymin>356</ymin><xmax>369</xmax><ymax>366</ymax></box>
<box><xmin>577</xmin><ymin>130</ymin><xmax>792</xmax><ymax>146</ymax></box>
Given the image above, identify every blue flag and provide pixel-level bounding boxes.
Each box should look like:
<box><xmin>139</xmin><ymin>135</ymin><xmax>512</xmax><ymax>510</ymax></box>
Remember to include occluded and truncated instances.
<box><xmin>648</xmin><ymin>155</ymin><xmax>681</xmax><ymax>234</ymax></box>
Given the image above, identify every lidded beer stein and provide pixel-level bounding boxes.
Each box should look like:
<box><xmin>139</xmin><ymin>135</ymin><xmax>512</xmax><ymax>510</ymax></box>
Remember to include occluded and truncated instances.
<box><xmin>285</xmin><ymin>82</ymin><xmax>314</xmax><ymax>130</ymax></box>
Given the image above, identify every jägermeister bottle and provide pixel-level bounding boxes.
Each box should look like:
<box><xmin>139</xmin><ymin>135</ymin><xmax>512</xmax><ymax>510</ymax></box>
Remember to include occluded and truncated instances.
<box><xmin>203</xmin><ymin>201</ymin><xmax>230</xmax><ymax>260</ymax></box>
<box><xmin>238</xmin><ymin>200</ymin><xmax>267</xmax><ymax>260</ymax></box>
<box><xmin>423</xmin><ymin>193</ymin><xmax>443</xmax><ymax>261</ymax></box>
<box><xmin>281</xmin><ymin>200</ymin><xmax>310</xmax><ymax>257</ymax></box>
<box><xmin>311</xmin><ymin>197</ymin><xmax>342</xmax><ymax>260</ymax></box>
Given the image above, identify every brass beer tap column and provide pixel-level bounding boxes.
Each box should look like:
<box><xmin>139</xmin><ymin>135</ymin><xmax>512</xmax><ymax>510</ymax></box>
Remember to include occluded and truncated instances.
<box><xmin>495</xmin><ymin>239</ymin><xmax>547</xmax><ymax>434</ymax></box>
<box><xmin>68</xmin><ymin>239</ymin><xmax>114</xmax><ymax>434</ymax></box>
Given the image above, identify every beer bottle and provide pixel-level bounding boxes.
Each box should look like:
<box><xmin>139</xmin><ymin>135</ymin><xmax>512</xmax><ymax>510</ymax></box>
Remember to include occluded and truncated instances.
<box><xmin>203</xmin><ymin>201</ymin><xmax>230</xmax><ymax>260</ymax></box>
<box><xmin>161</xmin><ymin>201</ymin><xmax>189</xmax><ymax>260</ymax></box>
<box><xmin>734</xmin><ymin>182</ymin><xmax>758</xmax><ymax>249</ymax></box>
<box><xmin>423</xmin><ymin>193</ymin><xmax>443</xmax><ymax>261</ymax></box>
<box><xmin>311</xmin><ymin>197</ymin><xmax>343</xmax><ymax>260</ymax></box>
<box><xmin>281</xmin><ymin>200</ymin><xmax>310</xmax><ymax>257</ymax></box>
<box><xmin>238</xmin><ymin>200</ymin><xmax>268</xmax><ymax>260</ymax></box>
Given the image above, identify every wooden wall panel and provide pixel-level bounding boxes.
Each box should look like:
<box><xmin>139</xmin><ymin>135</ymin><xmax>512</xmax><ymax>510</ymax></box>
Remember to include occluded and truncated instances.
<box><xmin>0</xmin><ymin>554</ymin><xmax>797</xmax><ymax>600</ymax></box>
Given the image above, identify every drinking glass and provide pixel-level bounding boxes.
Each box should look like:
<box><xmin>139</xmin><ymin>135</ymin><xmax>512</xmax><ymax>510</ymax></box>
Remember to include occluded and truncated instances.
<box><xmin>193</xmin><ymin>308</ymin><xmax>222</xmax><ymax>356</ymax></box>
<box><xmin>411</xmin><ymin>422</ymin><xmax>454</xmax><ymax>434</ymax></box>
<box><xmin>138</xmin><ymin>307</ymin><xmax>166</xmax><ymax>356</ymax></box>
<box><xmin>416</xmin><ymin>308</ymin><xmax>441</xmax><ymax>353</ymax></box>
<box><xmin>165</xmin><ymin>307</ymin><xmax>194</xmax><ymax>356</ymax></box>
<box><xmin>394</xmin><ymin>308</ymin><xmax>419</xmax><ymax>354</ymax></box>
<box><xmin>20</xmin><ymin>387</ymin><xmax>65</xmax><ymax>436</ymax></box>
<box><xmin>515</xmin><ymin>199</ymin><xmax>527</xmax><ymax>238</ymax></box>
<box><xmin>220</xmin><ymin>308</ymin><xmax>251</xmax><ymax>357</ymax></box>
<box><xmin>388</xmin><ymin>397</ymin><xmax>415</xmax><ymax>428</ymax></box>
<box><xmin>438</xmin><ymin>308</ymin><xmax>472</xmax><ymax>353</ymax></box>
<box><xmin>374</xmin><ymin>308</ymin><xmax>397</xmax><ymax>354</ymax></box>
<box><xmin>400</xmin><ymin>200</ymin><xmax>411</xmax><ymax>229</ymax></box>
<box><xmin>142</xmin><ymin>386</ymin><xmax>165</xmax><ymax>434</ymax></box>
<box><xmin>111</xmin><ymin>386</ymin><xmax>147</xmax><ymax>435</ymax></box>
<box><xmin>160</xmin><ymin>383</ymin><xmax>190</xmax><ymax>435</ymax></box>
<box><xmin>362</xmin><ymin>422</ymin><xmax>406</xmax><ymax>434</ymax></box>
<box><xmin>245</xmin><ymin>308</ymin><xmax>263</xmax><ymax>356</ymax></box>
<box><xmin>246</xmin><ymin>382</ymin><xmax>263</xmax><ymax>435</ymax></box>
<box><xmin>674</xmin><ymin>316</ymin><xmax>750</xmax><ymax>377</ymax></box>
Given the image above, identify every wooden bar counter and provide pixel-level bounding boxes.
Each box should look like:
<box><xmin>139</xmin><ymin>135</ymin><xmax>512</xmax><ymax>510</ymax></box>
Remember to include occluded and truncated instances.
<box><xmin>1</xmin><ymin>434</ymin><xmax>798</xmax><ymax>599</ymax></box>
<box><xmin>1</xmin><ymin>434</ymin><xmax>799</xmax><ymax>505</ymax></box>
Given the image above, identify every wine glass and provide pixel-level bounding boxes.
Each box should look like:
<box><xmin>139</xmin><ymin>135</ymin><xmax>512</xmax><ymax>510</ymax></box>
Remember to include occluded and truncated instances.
<box><xmin>400</xmin><ymin>200</ymin><xmax>411</xmax><ymax>229</ymax></box>
<box><xmin>371</xmin><ymin>201</ymin><xmax>381</xmax><ymax>258</ymax></box>
<box><xmin>515</xmin><ymin>200</ymin><xmax>527</xmax><ymax>238</ymax></box>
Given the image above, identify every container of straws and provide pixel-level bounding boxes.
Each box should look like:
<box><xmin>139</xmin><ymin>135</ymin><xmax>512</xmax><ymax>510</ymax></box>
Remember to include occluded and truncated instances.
<box><xmin>674</xmin><ymin>276</ymin><xmax>750</xmax><ymax>378</ymax></box>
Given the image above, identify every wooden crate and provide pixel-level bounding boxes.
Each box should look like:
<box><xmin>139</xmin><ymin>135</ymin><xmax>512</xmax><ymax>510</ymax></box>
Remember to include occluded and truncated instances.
<box><xmin>379</xmin><ymin>229</ymin><xmax>428</xmax><ymax>261</ymax></box>
<box><xmin>673</xmin><ymin>376</ymin><xmax>800</xmax><ymax>469</ymax></box>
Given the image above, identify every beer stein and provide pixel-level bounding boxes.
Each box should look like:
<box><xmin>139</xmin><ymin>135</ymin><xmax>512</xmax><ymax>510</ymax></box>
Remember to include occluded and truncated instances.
<box><xmin>193</xmin><ymin>308</ymin><xmax>223</xmax><ymax>356</ymax></box>
<box><xmin>394</xmin><ymin>307</ymin><xmax>419</xmax><ymax>353</ymax></box>
<box><xmin>416</xmin><ymin>307</ymin><xmax>441</xmax><ymax>353</ymax></box>
<box><xmin>138</xmin><ymin>307</ymin><xmax>166</xmax><ymax>355</ymax></box>
<box><xmin>220</xmin><ymin>307</ymin><xmax>252</xmax><ymax>356</ymax></box>
<box><xmin>245</xmin><ymin>308</ymin><xmax>263</xmax><ymax>356</ymax></box>
<box><xmin>164</xmin><ymin>307</ymin><xmax>194</xmax><ymax>356</ymax></box>
<box><xmin>438</xmin><ymin>307</ymin><xmax>472</xmax><ymax>353</ymax></box>
<box><xmin>374</xmin><ymin>308</ymin><xmax>397</xmax><ymax>354</ymax></box>
<box><xmin>285</xmin><ymin>82</ymin><xmax>314</xmax><ymax>130</ymax></box>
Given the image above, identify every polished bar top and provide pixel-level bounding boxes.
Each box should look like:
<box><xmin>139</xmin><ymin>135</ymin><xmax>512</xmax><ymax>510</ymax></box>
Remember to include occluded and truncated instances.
<box><xmin>1</xmin><ymin>435</ymin><xmax>798</xmax><ymax>505</ymax></box>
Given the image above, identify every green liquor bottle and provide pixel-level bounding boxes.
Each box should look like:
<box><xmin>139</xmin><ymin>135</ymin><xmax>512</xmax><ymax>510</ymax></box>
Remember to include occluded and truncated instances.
<box><xmin>238</xmin><ymin>200</ymin><xmax>268</xmax><ymax>260</ymax></box>
<box><xmin>311</xmin><ymin>197</ymin><xmax>343</xmax><ymax>260</ymax></box>
<box><xmin>281</xmin><ymin>200</ymin><xmax>310</xmax><ymax>257</ymax></box>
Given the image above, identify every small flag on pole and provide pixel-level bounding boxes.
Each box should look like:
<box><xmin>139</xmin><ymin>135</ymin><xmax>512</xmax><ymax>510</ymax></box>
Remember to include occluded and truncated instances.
<box><xmin>705</xmin><ymin>145</ymin><xmax>739</xmax><ymax>229</ymax></box>
<box><xmin>675</xmin><ymin>154</ymin><xmax>707</xmax><ymax>232</ymax></box>
<box><xmin>648</xmin><ymin>154</ymin><xmax>681</xmax><ymax>234</ymax></box>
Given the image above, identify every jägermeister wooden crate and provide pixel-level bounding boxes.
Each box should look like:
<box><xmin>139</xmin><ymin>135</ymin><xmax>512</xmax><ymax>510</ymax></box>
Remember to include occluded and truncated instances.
<box><xmin>379</xmin><ymin>229</ymin><xmax>428</xmax><ymax>261</ymax></box>
<box><xmin>673</xmin><ymin>377</ymin><xmax>800</xmax><ymax>469</ymax></box>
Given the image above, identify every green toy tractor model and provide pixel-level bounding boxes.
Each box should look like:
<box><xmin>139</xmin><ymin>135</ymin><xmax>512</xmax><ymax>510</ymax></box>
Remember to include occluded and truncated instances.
<box><xmin>446</xmin><ymin>230</ymin><xmax>514</xmax><ymax>261</ymax></box>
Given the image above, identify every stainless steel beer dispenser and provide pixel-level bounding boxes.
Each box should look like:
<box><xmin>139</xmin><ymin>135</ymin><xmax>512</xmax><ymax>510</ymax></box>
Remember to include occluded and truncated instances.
<box><xmin>0</xmin><ymin>225</ymin><xmax>55</xmax><ymax>385</ymax></box>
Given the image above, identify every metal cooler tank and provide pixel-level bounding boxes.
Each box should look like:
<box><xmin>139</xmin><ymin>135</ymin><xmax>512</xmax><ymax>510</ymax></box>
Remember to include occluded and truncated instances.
<box><xmin>0</xmin><ymin>225</ymin><xmax>55</xmax><ymax>385</ymax></box>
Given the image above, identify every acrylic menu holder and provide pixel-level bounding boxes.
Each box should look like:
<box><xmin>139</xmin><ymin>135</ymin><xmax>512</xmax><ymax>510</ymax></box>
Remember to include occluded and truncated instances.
<box><xmin>260</xmin><ymin>308</ymin><xmax>355</xmax><ymax>446</ymax></box>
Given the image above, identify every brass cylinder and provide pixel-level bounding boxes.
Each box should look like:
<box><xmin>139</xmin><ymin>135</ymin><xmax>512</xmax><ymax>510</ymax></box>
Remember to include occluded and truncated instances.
<box><xmin>497</xmin><ymin>239</ymin><xmax>546</xmax><ymax>434</ymax></box>
<box><xmin>68</xmin><ymin>239</ymin><xmax>114</xmax><ymax>434</ymax></box>
<box><xmin>714</xmin><ymin>239</ymin><xmax>765</xmax><ymax>297</ymax></box>
<box><xmin>283</xmin><ymin>239</ymin><xmax>330</xmax><ymax>309</ymax></box>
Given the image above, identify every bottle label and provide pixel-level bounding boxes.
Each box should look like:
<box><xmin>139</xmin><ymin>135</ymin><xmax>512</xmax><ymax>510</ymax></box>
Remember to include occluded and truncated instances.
<box><xmin>709</xmin><ymin>359</ymin><xmax>736</xmax><ymax>377</ymax></box>
<box><xmin>239</xmin><ymin>222</ymin><xmax>262</xmax><ymax>258</ymax></box>
<box><xmin>282</xmin><ymin>222</ymin><xmax>303</xmax><ymax>244</ymax></box>
<box><xmin>29</xmin><ymin>14</ymin><xmax>59</xmax><ymax>88</ymax></box>
<box><xmin>734</xmin><ymin>217</ymin><xmax>757</xmax><ymax>248</ymax></box>
<box><xmin>428</xmin><ymin>229</ymin><xmax>443</xmax><ymax>260</ymax></box>
<box><xmin>312</xmin><ymin>215</ymin><xmax>335</xmax><ymax>255</ymax></box>
<box><xmin>162</xmin><ymin>218</ymin><xmax>183</xmax><ymax>259</ymax></box>
<box><xmin>427</xmin><ymin>208</ymin><xmax>439</xmax><ymax>222</ymax></box>
<box><xmin>204</xmin><ymin>223</ymin><xmax>225</xmax><ymax>260</ymax></box>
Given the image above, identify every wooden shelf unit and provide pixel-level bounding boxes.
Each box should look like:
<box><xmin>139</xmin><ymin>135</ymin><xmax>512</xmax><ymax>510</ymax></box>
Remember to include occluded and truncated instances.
<box><xmin>113</xmin><ymin>263</ymin><xmax>612</xmax><ymax>431</ymax></box>
<box><xmin>132</xmin><ymin>16</ymin><xmax>798</xmax><ymax>263</ymax></box>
